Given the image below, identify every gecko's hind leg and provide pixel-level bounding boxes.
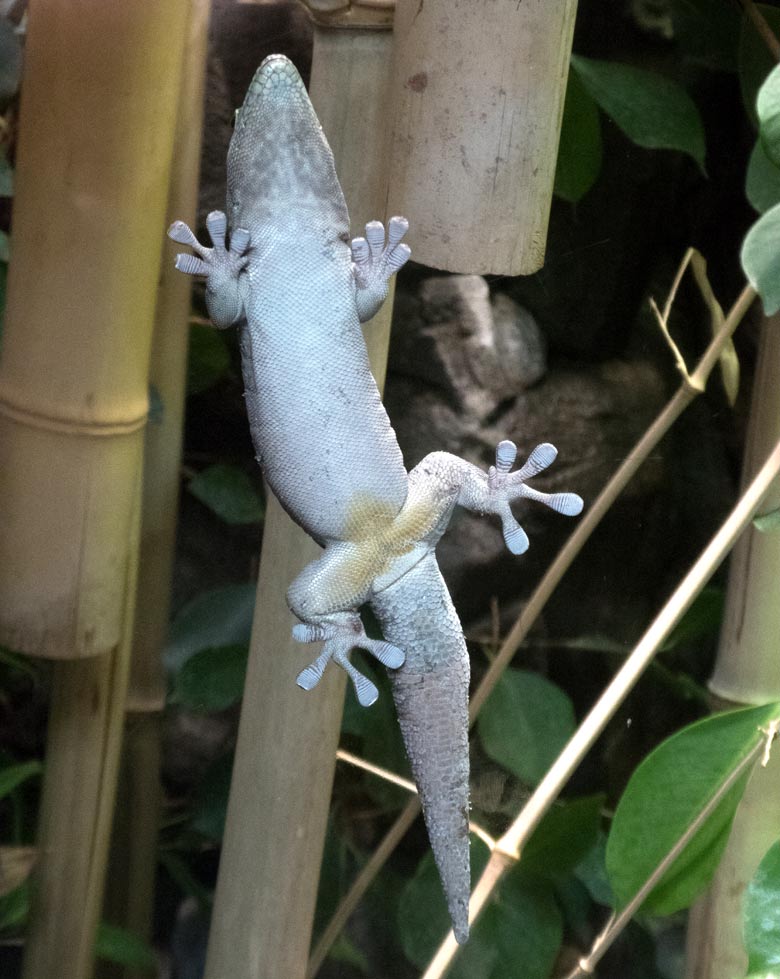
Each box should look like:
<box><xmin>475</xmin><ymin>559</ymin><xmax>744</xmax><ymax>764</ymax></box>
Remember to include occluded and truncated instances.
<box><xmin>293</xmin><ymin>613</ymin><xmax>405</xmax><ymax>706</ymax></box>
<box><xmin>351</xmin><ymin>216</ymin><xmax>411</xmax><ymax>322</ymax></box>
<box><xmin>287</xmin><ymin>548</ymin><xmax>405</xmax><ymax>706</ymax></box>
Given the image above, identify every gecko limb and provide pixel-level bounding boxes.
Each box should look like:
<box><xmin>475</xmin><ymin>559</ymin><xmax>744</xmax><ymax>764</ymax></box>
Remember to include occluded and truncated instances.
<box><xmin>292</xmin><ymin>614</ymin><xmax>404</xmax><ymax>706</ymax></box>
<box><xmin>168</xmin><ymin>209</ymin><xmax>250</xmax><ymax>328</ymax></box>
<box><xmin>351</xmin><ymin>216</ymin><xmax>411</xmax><ymax>322</ymax></box>
<box><xmin>413</xmin><ymin>440</ymin><xmax>584</xmax><ymax>555</ymax></box>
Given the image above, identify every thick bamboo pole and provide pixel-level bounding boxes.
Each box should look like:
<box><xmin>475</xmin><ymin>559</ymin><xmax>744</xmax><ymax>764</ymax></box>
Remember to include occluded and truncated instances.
<box><xmin>684</xmin><ymin>314</ymin><xmax>780</xmax><ymax>979</ymax></box>
<box><xmin>0</xmin><ymin>4</ymin><xmax>190</xmax><ymax>979</ymax></box>
<box><xmin>202</xmin><ymin>26</ymin><xmax>398</xmax><ymax>979</ymax></box>
<box><xmin>385</xmin><ymin>0</ymin><xmax>578</xmax><ymax>274</ymax></box>
<box><xmin>100</xmin><ymin>4</ymin><xmax>210</xmax><ymax>977</ymax></box>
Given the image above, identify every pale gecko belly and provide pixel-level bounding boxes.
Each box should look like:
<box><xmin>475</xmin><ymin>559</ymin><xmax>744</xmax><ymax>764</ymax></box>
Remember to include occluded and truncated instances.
<box><xmin>240</xmin><ymin>325</ymin><xmax>408</xmax><ymax>541</ymax></box>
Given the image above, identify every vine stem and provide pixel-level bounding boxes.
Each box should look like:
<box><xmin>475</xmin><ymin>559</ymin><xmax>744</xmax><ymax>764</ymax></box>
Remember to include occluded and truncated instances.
<box><xmin>307</xmin><ymin>280</ymin><xmax>756</xmax><ymax>976</ymax></box>
<box><xmin>739</xmin><ymin>0</ymin><xmax>780</xmax><ymax>63</ymax></box>
<box><xmin>422</xmin><ymin>437</ymin><xmax>780</xmax><ymax>979</ymax></box>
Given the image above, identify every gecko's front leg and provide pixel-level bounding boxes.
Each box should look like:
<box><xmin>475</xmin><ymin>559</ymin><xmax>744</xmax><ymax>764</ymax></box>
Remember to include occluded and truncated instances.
<box><xmin>168</xmin><ymin>210</ymin><xmax>250</xmax><ymax>328</ymax></box>
<box><xmin>351</xmin><ymin>216</ymin><xmax>411</xmax><ymax>322</ymax></box>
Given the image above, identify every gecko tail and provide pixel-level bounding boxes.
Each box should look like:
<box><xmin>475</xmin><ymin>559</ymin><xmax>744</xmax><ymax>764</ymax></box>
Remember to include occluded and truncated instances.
<box><xmin>371</xmin><ymin>555</ymin><xmax>471</xmax><ymax>943</ymax></box>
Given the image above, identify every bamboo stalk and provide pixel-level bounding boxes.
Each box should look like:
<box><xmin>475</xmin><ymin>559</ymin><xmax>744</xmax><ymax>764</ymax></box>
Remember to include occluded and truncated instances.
<box><xmin>0</xmin><ymin>4</ymin><xmax>190</xmax><ymax>979</ymax></box>
<box><xmin>100</xmin><ymin>5</ymin><xmax>209</xmax><ymax>975</ymax></box>
<box><xmin>423</xmin><ymin>436</ymin><xmax>780</xmax><ymax>979</ymax></box>
<box><xmin>385</xmin><ymin>0</ymin><xmax>578</xmax><ymax>274</ymax></box>
<box><xmin>307</xmin><ymin>282</ymin><xmax>757</xmax><ymax>973</ymax></box>
<box><xmin>202</xmin><ymin>28</ymin><xmax>399</xmax><ymax>979</ymax></box>
<box><xmin>684</xmin><ymin>313</ymin><xmax>780</xmax><ymax>979</ymax></box>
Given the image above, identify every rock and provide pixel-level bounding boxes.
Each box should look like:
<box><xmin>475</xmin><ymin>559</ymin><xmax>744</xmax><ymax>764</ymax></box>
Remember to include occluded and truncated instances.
<box><xmin>389</xmin><ymin>275</ymin><xmax>547</xmax><ymax>421</ymax></box>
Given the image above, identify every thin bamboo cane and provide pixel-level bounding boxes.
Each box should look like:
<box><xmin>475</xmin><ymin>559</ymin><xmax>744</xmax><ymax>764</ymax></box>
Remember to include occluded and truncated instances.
<box><xmin>684</xmin><ymin>313</ymin><xmax>780</xmax><ymax>979</ymax></box>
<box><xmin>202</xmin><ymin>28</ymin><xmax>399</xmax><ymax>979</ymax></box>
<box><xmin>0</xmin><ymin>4</ymin><xmax>190</xmax><ymax>978</ymax></box>
<box><xmin>385</xmin><ymin>0</ymin><xmax>578</xmax><ymax>274</ymax></box>
<box><xmin>307</xmin><ymin>282</ymin><xmax>757</xmax><ymax>974</ymax></box>
<box><xmin>423</xmin><ymin>436</ymin><xmax>780</xmax><ymax>979</ymax></box>
<box><xmin>99</xmin><ymin>5</ymin><xmax>210</xmax><ymax>975</ymax></box>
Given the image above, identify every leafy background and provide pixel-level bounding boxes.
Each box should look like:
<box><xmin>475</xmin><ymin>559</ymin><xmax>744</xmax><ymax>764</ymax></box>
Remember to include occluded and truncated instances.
<box><xmin>2</xmin><ymin>1</ymin><xmax>780</xmax><ymax>978</ymax></box>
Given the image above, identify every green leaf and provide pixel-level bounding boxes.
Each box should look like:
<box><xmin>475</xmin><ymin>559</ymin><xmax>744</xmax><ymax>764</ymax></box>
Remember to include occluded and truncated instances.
<box><xmin>0</xmin><ymin>156</ymin><xmax>12</xmax><ymax>197</ymax></box>
<box><xmin>662</xmin><ymin>585</ymin><xmax>724</xmax><ymax>651</ymax></box>
<box><xmin>739</xmin><ymin>5</ymin><xmax>780</xmax><ymax>128</ymax></box>
<box><xmin>747</xmin><ymin>139</ymin><xmax>780</xmax><ymax>213</ymax></box>
<box><xmin>0</xmin><ymin>20</ymin><xmax>22</xmax><ymax>104</ymax></box>
<box><xmin>95</xmin><ymin>923</ymin><xmax>156</xmax><ymax>971</ymax></box>
<box><xmin>0</xmin><ymin>761</ymin><xmax>42</xmax><ymax>800</ymax></box>
<box><xmin>570</xmin><ymin>55</ymin><xmax>706</xmax><ymax>170</ymax></box>
<box><xmin>0</xmin><ymin>880</ymin><xmax>29</xmax><ymax>932</ymax></box>
<box><xmin>606</xmin><ymin>703</ymin><xmax>780</xmax><ymax>916</ymax></box>
<box><xmin>170</xmin><ymin>643</ymin><xmax>248</xmax><ymax>712</ymax></box>
<box><xmin>478</xmin><ymin>669</ymin><xmax>576</xmax><ymax>785</ymax></box>
<box><xmin>164</xmin><ymin>583</ymin><xmax>255</xmax><ymax>673</ymax></box>
<box><xmin>758</xmin><ymin>64</ymin><xmax>780</xmax><ymax>168</ymax></box>
<box><xmin>521</xmin><ymin>795</ymin><xmax>604</xmax><ymax>879</ymax></box>
<box><xmin>191</xmin><ymin>752</ymin><xmax>234</xmax><ymax>841</ymax></box>
<box><xmin>741</xmin><ymin>201</ymin><xmax>780</xmax><ymax>314</ymax></box>
<box><xmin>188</xmin><ymin>463</ymin><xmax>264</xmax><ymax>525</ymax></box>
<box><xmin>554</xmin><ymin>66</ymin><xmax>602</xmax><ymax>203</ymax></box>
<box><xmin>744</xmin><ymin>839</ymin><xmax>780</xmax><ymax>973</ymax></box>
<box><xmin>398</xmin><ymin>840</ymin><xmax>562</xmax><ymax>979</ymax></box>
<box><xmin>754</xmin><ymin>506</ymin><xmax>780</xmax><ymax>533</ymax></box>
<box><xmin>187</xmin><ymin>323</ymin><xmax>231</xmax><ymax>396</ymax></box>
<box><xmin>576</xmin><ymin>831</ymin><xmax>615</xmax><ymax>907</ymax></box>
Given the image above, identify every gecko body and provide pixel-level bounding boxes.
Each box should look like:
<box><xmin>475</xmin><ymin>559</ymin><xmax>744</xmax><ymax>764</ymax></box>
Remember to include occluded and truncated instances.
<box><xmin>169</xmin><ymin>54</ymin><xmax>583</xmax><ymax>943</ymax></box>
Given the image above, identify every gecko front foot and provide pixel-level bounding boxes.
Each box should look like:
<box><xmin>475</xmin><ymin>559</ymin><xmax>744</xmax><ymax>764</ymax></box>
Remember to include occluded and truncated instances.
<box><xmin>293</xmin><ymin>614</ymin><xmax>405</xmax><ymax>707</ymax></box>
<box><xmin>168</xmin><ymin>210</ymin><xmax>250</xmax><ymax>328</ymax></box>
<box><xmin>486</xmin><ymin>440</ymin><xmax>583</xmax><ymax>554</ymax></box>
<box><xmin>351</xmin><ymin>216</ymin><xmax>411</xmax><ymax>322</ymax></box>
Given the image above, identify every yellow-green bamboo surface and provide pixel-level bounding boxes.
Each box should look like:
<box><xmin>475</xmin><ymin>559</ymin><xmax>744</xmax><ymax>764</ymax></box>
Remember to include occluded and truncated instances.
<box><xmin>99</xmin><ymin>4</ymin><xmax>210</xmax><ymax>977</ymax></box>
<box><xmin>0</xmin><ymin>3</ymin><xmax>190</xmax><ymax>978</ymax></box>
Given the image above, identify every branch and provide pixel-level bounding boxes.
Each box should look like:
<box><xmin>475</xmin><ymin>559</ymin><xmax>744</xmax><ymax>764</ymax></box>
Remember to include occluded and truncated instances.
<box><xmin>307</xmin><ymin>280</ymin><xmax>756</xmax><ymax>977</ymax></box>
<box><xmin>422</xmin><ymin>436</ymin><xmax>780</xmax><ymax>979</ymax></box>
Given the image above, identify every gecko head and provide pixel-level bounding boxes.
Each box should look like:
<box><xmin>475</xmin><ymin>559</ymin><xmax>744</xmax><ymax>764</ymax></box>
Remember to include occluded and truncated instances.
<box><xmin>226</xmin><ymin>54</ymin><xmax>349</xmax><ymax>238</ymax></box>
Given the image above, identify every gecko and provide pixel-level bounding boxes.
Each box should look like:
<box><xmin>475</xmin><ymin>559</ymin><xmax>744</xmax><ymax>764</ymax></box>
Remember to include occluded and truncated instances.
<box><xmin>168</xmin><ymin>53</ymin><xmax>583</xmax><ymax>944</ymax></box>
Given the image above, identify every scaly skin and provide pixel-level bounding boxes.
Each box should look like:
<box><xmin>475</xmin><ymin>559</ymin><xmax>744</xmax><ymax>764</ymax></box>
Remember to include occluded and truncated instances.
<box><xmin>169</xmin><ymin>53</ymin><xmax>583</xmax><ymax>943</ymax></box>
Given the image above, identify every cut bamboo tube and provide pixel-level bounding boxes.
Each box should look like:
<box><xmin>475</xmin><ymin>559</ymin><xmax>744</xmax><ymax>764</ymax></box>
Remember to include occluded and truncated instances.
<box><xmin>1</xmin><ymin>4</ymin><xmax>190</xmax><ymax>979</ymax></box>
<box><xmin>385</xmin><ymin>0</ymin><xmax>578</xmax><ymax>274</ymax></box>
<box><xmin>0</xmin><ymin>1</ymin><xmax>188</xmax><ymax>660</ymax></box>
<box><xmin>684</xmin><ymin>313</ymin><xmax>780</xmax><ymax>979</ymax></box>
<box><xmin>202</xmin><ymin>28</ymin><xmax>398</xmax><ymax>979</ymax></box>
<box><xmin>99</xmin><ymin>3</ymin><xmax>210</xmax><ymax>976</ymax></box>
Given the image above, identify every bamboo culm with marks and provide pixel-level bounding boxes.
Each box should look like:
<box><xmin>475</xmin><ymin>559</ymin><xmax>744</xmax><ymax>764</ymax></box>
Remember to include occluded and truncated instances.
<box><xmin>0</xmin><ymin>4</ymin><xmax>190</xmax><ymax>979</ymax></box>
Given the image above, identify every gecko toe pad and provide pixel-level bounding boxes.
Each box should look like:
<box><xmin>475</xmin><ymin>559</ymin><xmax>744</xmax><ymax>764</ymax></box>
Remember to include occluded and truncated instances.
<box><xmin>292</xmin><ymin>618</ymin><xmax>405</xmax><ymax>706</ymax></box>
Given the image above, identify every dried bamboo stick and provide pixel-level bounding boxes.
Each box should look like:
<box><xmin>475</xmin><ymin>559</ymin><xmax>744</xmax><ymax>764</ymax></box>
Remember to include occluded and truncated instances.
<box><xmin>202</xmin><ymin>27</ymin><xmax>399</xmax><ymax>979</ymax></box>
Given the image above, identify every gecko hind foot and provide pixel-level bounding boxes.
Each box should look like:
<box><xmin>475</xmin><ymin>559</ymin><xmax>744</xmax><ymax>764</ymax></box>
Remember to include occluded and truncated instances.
<box><xmin>293</xmin><ymin>617</ymin><xmax>405</xmax><ymax>706</ymax></box>
<box><xmin>488</xmin><ymin>440</ymin><xmax>584</xmax><ymax>554</ymax></box>
<box><xmin>351</xmin><ymin>216</ymin><xmax>411</xmax><ymax>322</ymax></box>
